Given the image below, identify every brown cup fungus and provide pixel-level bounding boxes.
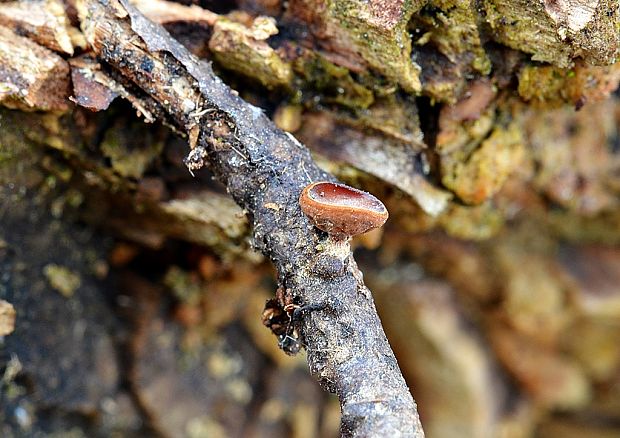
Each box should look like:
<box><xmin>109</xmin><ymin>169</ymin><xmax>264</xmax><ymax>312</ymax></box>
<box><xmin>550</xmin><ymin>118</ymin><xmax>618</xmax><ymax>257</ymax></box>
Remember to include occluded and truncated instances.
<box><xmin>299</xmin><ymin>181</ymin><xmax>389</xmax><ymax>240</ymax></box>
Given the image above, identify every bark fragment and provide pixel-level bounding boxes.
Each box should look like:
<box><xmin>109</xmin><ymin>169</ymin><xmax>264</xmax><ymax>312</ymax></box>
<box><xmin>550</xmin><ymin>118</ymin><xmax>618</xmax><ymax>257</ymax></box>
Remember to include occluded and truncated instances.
<box><xmin>69</xmin><ymin>55</ymin><xmax>156</xmax><ymax>120</ymax></box>
<box><xmin>0</xmin><ymin>26</ymin><xmax>70</xmax><ymax>112</ymax></box>
<box><xmin>484</xmin><ymin>0</ymin><xmax>620</xmax><ymax>67</ymax></box>
<box><xmin>0</xmin><ymin>0</ymin><xmax>75</xmax><ymax>55</ymax></box>
<box><xmin>131</xmin><ymin>0</ymin><xmax>218</xmax><ymax>26</ymax></box>
<box><xmin>70</xmin><ymin>59</ymin><xmax>119</xmax><ymax>111</ymax></box>
<box><xmin>412</xmin><ymin>0</ymin><xmax>490</xmax><ymax>102</ymax></box>
<box><xmin>286</xmin><ymin>0</ymin><xmax>424</xmax><ymax>92</ymax></box>
<box><xmin>209</xmin><ymin>17</ymin><xmax>293</xmax><ymax>89</ymax></box>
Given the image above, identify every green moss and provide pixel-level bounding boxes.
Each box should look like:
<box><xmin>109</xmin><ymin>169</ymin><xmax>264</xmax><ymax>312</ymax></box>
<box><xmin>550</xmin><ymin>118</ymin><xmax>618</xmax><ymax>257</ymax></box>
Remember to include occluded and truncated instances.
<box><xmin>412</xmin><ymin>1</ymin><xmax>490</xmax><ymax>74</ymax></box>
<box><xmin>441</xmin><ymin>122</ymin><xmax>525</xmax><ymax>205</ymax></box>
<box><xmin>325</xmin><ymin>0</ymin><xmax>425</xmax><ymax>93</ymax></box>
<box><xmin>210</xmin><ymin>18</ymin><xmax>293</xmax><ymax>90</ymax></box>
<box><xmin>0</xmin><ymin>109</ymin><xmax>46</xmax><ymax>186</ymax></box>
<box><xmin>293</xmin><ymin>52</ymin><xmax>374</xmax><ymax>109</ymax></box>
<box><xmin>484</xmin><ymin>0</ymin><xmax>573</xmax><ymax>67</ymax></box>
<box><xmin>518</xmin><ymin>65</ymin><xmax>568</xmax><ymax>103</ymax></box>
<box><xmin>23</xmin><ymin>113</ymin><xmax>83</xmax><ymax>155</ymax></box>
<box><xmin>100</xmin><ymin>119</ymin><xmax>164</xmax><ymax>179</ymax></box>
<box><xmin>518</xmin><ymin>63</ymin><xmax>620</xmax><ymax>107</ymax></box>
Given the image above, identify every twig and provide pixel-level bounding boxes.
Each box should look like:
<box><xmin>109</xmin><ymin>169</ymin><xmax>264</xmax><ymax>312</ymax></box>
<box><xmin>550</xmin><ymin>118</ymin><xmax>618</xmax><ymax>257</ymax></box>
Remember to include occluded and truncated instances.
<box><xmin>76</xmin><ymin>1</ymin><xmax>424</xmax><ymax>436</ymax></box>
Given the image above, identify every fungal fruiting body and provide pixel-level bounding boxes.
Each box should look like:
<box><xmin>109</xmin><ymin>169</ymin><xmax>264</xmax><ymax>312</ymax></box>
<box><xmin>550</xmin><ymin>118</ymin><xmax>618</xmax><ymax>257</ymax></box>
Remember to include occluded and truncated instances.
<box><xmin>299</xmin><ymin>181</ymin><xmax>389</xmax><ymax>240</ymax></box>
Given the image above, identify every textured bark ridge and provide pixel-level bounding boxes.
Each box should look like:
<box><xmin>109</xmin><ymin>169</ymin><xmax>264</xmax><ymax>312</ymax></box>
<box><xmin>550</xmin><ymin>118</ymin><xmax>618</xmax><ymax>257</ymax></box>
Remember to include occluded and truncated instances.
<box><xmin>76</xmin><ymin>0</ymin><xmax>424</xmax><ymax>436</ymax></box>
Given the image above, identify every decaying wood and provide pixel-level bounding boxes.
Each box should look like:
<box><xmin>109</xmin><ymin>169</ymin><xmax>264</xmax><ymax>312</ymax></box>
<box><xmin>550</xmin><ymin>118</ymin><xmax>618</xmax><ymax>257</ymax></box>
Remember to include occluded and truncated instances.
<box><xmin>208</xmin><ymin>16</ymin><xmax>294</xmax><ymax>89</ymax></box>
<box><xmin>0</xmin><ymin>299</ymin><xmax>15</xmax><ymax>336</ymax></box>
<box><xmin>69</xmin><ymin>56</ymin><xmax>120</xmax><ymax>111</ymax></box>
<box><xmin>130</xmin><ymin>0</ymin><xmax>217</xmax><ymax>26</ymax></box>
<box><xmin>484</xmin><ymin>0</ymin><xmax>619</xmax><ymax>67</ymax></box>
<box><xmin>76</xmin><ymin>0</ymin><xmax>424</xmax><ymax>436</ymax></box>
<box><xmin>0</xmin><ymin>0</ymin><xmax>75</xmax><ymax>54</ymax></box>
<box><xmin>284</xmin><ymin>0</ymin><xmax>424</xmax><ymax>92</ymax></box>
<box><xmin>0</xmin><ymin>25</ymin><xmax>70</xmax><ymax>111</ymax></box>
<box><xmin>69</xmin><ymin>55</ymin><xmax>157</xmax><ymax>118</ymax></box>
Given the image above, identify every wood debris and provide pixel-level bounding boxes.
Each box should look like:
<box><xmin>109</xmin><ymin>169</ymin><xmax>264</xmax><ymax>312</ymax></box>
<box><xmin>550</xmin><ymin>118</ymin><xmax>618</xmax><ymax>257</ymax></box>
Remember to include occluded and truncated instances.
<box><xmin>0</xmin><ymin>25</ymin><xmax>70</xmax><ymax>111</ymax></box>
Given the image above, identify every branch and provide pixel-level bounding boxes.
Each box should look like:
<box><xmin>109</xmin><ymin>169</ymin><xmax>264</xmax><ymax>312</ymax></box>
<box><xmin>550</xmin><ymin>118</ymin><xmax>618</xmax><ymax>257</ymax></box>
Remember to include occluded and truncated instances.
<box><xmin>76</xmin><ymin>1</ymin><xmax>424</xmax><ymax>436</ymax></box>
